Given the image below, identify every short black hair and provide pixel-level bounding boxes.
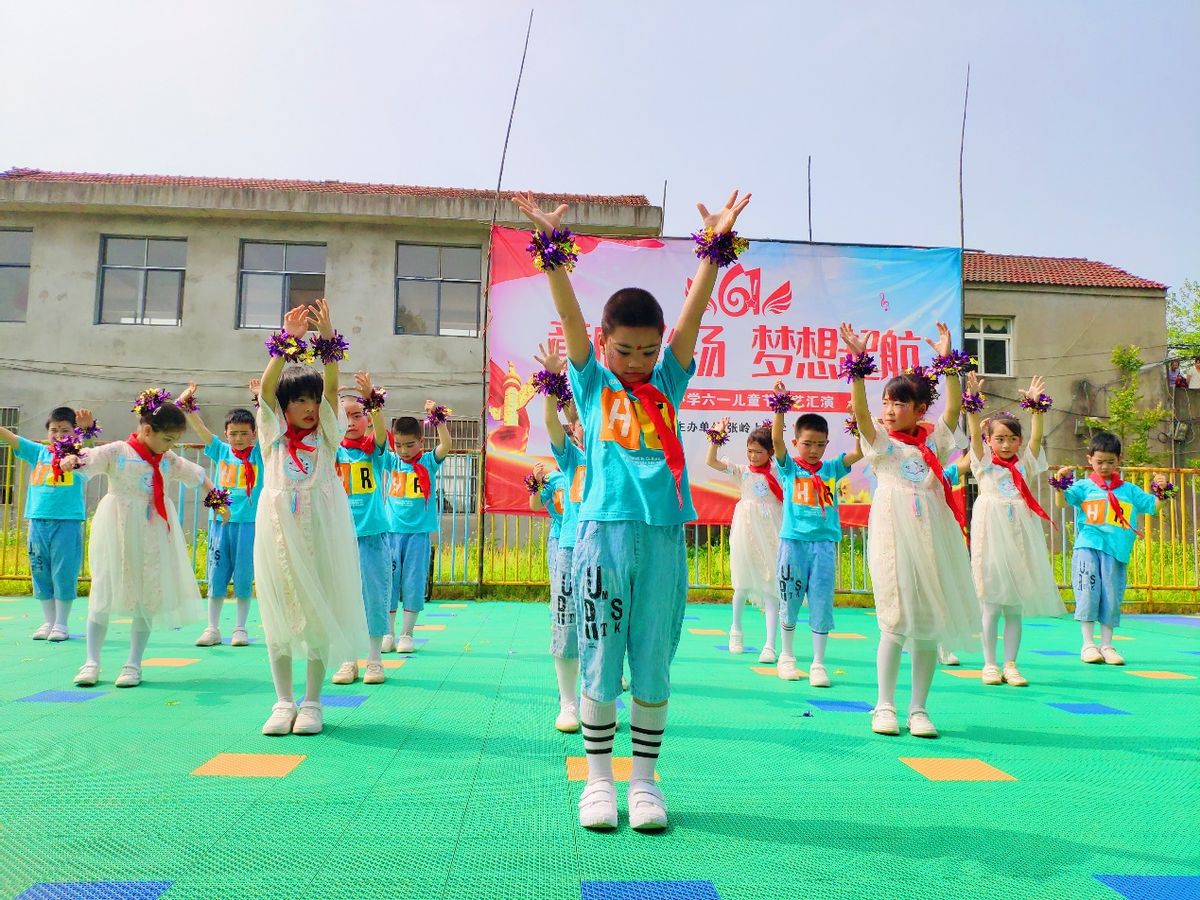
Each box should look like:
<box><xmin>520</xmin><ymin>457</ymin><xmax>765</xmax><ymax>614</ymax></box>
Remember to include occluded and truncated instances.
<box><xmin>276</xmin><ymin>366</ymin><xmax>324</xmax><ymax>412</ymax></box>
<box><xmin>747</xmin><ymin>426</ymin><xmax>774</xmax><ymax>455</ymax></box>
<box><xmin>983</xmin><ymin>412</ymin><xmax>1023</xmax><ymax>439</ymax></box>
<box><xmin>882</xmin><ymin>374</ymin><xmax>935</xmax><ymax>409</ymax></box>
<box><xmin>601</xmin><ymin>288</ymin><xmax>665</xmax><ymax>336</ymax></box>
<box><xmin>794</xmin><ymin>413</ymin><xmax>829</xmax><ymax>436</ymax></box>
<box><xmin>391</xmin><ymin>416</ymin><xmax>422</xmax><ymax>438</ymax></box>
<box><xmin>1088</xmin><ymin>431</ymin><xmax>1122</xmax><ymax>457</ymax></box>
<box><xmin>224</xmin><ymin>408</ymin><xmax>256</xmax><ymax>431</ymax></box>
<box><xmin>46</xmin><ymin>407</ymin><xmax>77</xmax><ymax>428</ymax></box>
<box><xmin>141</xmin><ymin>403</ymin><xmax>186</xmax><ymax>433</ymax></box>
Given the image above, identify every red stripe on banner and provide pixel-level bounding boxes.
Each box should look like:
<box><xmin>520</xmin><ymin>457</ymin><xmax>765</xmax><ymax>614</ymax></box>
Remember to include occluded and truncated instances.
<box><xmin>680</xmin><ymin>389</ymin><xmax>852</xmax><ymax>413</ymax></box>
<box><xmin>488</xmin><ymin>226</ymin><xmax>665</xmax><ymax>287</ymax></box>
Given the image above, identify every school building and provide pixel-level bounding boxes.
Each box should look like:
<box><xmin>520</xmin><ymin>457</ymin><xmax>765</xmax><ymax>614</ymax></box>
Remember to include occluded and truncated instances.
<box><xmin>0</xmin><ymin>167</ymin><xmax>1183</xmax><ymax>469</ymax></box>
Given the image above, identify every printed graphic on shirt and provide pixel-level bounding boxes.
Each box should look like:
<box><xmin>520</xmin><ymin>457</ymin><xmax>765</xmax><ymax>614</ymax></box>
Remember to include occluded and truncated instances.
<box><xmin>337</xmin><ymin>461</ymin><xmax>377</xmax><ymax>495</ymax></box>
<box><xmin>552</xmin><ymin>490</ymin><xmax>564</xmax><ymax>515</ymax></box>
<box><xmin>388</xmin><ymin>470</ymin><xmax>427</xmax><ymax>500</ymax></box>
<box><xmin>218</xmin><ymin>460</ymin><xmax>259</xmax><ymax>490</ymax></box>
<box><xmin>569</xmin><ymin>466</ymin><xmax>586</xmax><ymax>504</ymax></box>
<box><xmin>283</xmin><ymin>452</ymin><xmax>314</xmax><ymax>482</ymax></box>
<box><xmin>791</xmin><ymin>476</ymin><xmax>835</xmax><ymax>507</ymax></box>
<box><xmin>1081</xmin><ymin>498</ymin><xmax>1135</xmax><ymax>528</ymax></box>
<box><xmin>599</xmin><ymin>387</ymin><xmax>677</xmax><ymax>451</ymax></box>
<box><xmin>29</xmin><ymin>464</ymin><xmax>75</xmax><ymax>487</ymax></box>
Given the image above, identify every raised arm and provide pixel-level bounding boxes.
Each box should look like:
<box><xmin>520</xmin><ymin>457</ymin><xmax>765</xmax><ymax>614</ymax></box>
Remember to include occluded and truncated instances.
<box><xmin>354</xmin><ymin>371</ymin><xmax>387</xmax><ymax>450</ymax></box>
<box><xmin>669</xmin><ymin>191</ymin><xmax>752</xmax><ymax>369</ymax></box>
<box><xmin>425</xmin><ymin>400</ymin><xmax>453</xmax><ymax>463</ymax></box>
<box><xmin>309</xmin><ymin>298</ymin><xmax>341</xmax><ymax>408</ymax></box>
<box><xmin>259</xmin><ymin>305</ymin><xmax>311</xmax><ymax>409</ymax></box>
<box><xmin>839</xmin><ymin>323</ymin><xmax>877</xmax><ymax>447</ymax></box>
<box><xmin>0</xmin><ymin>423</ymin><xmax>16</xmax><ymax>449</ymax></box>
<box><xmin>534</xmin><ymin>344</ymin><xmax>568</xmax><ymax>451</ymax></box>
<box><xmin>964</xmin><ymin>371</ymin><xmax>985</xmax><ymax>459</ymax></box>
<box><xmin>706</xmin><ymin>416</ymin><xmax>730</xmax><ymax>473</ymax></box>
<box><xmin>512</xmin><ymin>193</ymin><xmax>590</xmax><ymax>369</ymax></box>
<box><xmin>1020</xmin><ymin>374</ymin><xmax>1047</xmax><ymax>457</ymax></box>
<box><xmin>771</xmin><ymin>381</ymin><xmax>789</xmax><ymax>464</ymax></box>
<box><xmin>529</xmin><ymin>461</ymin><xmax>548</xmax><ymax>512</ymax></box>
<box><xmin>928</xmin><ymin>322</ymin><xmax>962</xmax><ymax>429</ymax></box>
<box><xmin>843</xmin><ymin>433</ymin><xmax>864</xmax><ymax>467</ymax></box>
<box><xmin>176</xmin><ymin>383</ymin><xmax>217</xmax><ymax>445</ymax></box>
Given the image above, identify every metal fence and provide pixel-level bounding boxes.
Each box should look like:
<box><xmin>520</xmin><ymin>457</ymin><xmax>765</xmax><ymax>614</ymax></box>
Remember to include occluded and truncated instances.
<box><xmin>1</xmin><ymin>444</ymin><xmax>1197</xmax><ymax>606</ymax></box>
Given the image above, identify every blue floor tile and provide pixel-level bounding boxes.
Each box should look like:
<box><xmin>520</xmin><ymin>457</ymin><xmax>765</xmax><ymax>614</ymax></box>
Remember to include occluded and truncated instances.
<box><xmin>1049</xmin><ymin>702</ymin><xmax>1130</xmax><ymax>716</ymax></box>
<box><xmin>1093</xmin><ymin>874</ymin><xmax>1200</xmax><ymax>899</ymax></box>
<box><xmin>17</xmin><ymin>690</ymin><xmax>106</xmax><ymax>703</ymax></box>
<box><xmin>808</xmin><ymin>699</ymin><xmax>873</xmax><ymax>713</ymax></box>
<box><xmin>320</xmin><ymin>694</ymin><xmax>369</xmax><ymax>708</ymax></box>
<box><xmin>582</xmin><ymin>881</ymin><xmax>720</xmax><ymax>900</ymax></box>
<box><xmin>18</xmin><ymin>881</ymin><xmax>174</xmax><ymax>899</ymax></box>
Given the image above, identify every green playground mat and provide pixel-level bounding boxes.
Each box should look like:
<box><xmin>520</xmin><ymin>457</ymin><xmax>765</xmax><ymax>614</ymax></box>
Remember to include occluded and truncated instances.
<box><xmin>0</xmin><ymin>598</ymin><xmax>1197</xmax><ymax>900</ymax></box>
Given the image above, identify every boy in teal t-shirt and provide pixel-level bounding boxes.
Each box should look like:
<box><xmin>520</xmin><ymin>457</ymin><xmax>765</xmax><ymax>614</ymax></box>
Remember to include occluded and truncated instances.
<box><xmin>1</xmin><ymin>407</ymin><xmax>94</xmax><ymax>642</ymax></box>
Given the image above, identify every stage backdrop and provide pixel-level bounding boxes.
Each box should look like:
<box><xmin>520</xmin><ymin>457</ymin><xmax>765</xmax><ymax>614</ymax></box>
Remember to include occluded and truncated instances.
<box><xmin>484</xmin><ymin>226</ymin><xmax>962</xmax><ymax>526</ymax></box>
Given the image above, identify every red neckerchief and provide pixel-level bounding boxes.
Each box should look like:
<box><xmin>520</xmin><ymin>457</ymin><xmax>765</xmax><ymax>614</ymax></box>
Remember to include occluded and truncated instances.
<box><xmin>51</xmin><ymin>452</ymin><xmax>65</xmax><ymax>484</ymax></box>
<box><xmin>889</xmin><ymin>424</ymin><xmax>967</xmax><ymax>533</ymax></box>
<box><xmin>990</xmin><ymin>452</ymin><xmax>1051</xmax><ymax>524</ymax></box>
<box><xmin>618</xmin><ymin>377</ymin><xmax>685</xmax><ymax>508</ymax></box>
<box><xmin>749</xmin><ymin>463</ymin><xmax>784</xmax><ymax>504</ymax></box>
<box><xmin>283</xmin><ymin>424</ymin><xmax>317</xmax><ymax>475</ymax></box>
<box><xmin>794</xmin><ymin>457</ymin><xmax>833</xmax><ymax>510</ymax></box>
<box><xmin>1089</xmin><ymin>472</ymin><xmax>1140</xmax><ymax>536</ymax></box>
<box><xmin>231</xmin><ymin>445</ymin><xmax>256</xmax><ymax>497</ymax></box>
<box><xmin>127</xmin><ymin>433</ymin><xmax>168</xmax><ymax>527</ymax></box>
<box><xmin>402</xmin><ymin>452</ymin><xmax>432</xmax><ymax>507</ymax></box>
<box><xmin>340</xmin><ymin>434</ymin><xmax>376</xmax><ymax>455</ymax></box>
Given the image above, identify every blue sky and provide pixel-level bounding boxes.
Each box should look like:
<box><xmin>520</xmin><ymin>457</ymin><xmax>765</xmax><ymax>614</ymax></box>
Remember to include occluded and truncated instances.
<box><xmin>2</xmin><ymin>0</ymin><xmax>1195</xmax><ymax>291</ymax></box>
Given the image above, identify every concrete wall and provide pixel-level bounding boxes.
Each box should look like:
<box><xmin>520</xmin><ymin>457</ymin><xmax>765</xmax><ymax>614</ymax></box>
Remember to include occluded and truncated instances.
<box><xmin>964</xmin><ymin>283</ymin><xmax>1171</xmax><ymax>464</ymax></box>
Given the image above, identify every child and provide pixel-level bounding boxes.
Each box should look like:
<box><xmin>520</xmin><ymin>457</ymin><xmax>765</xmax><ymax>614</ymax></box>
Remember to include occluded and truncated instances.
<box><xmin>841</xmin><ymin>321</ymin><xmax>979</xmax><ymax>739</ymax></box>
<box><xmin>963</xmin><ymin>373</ymin><xmax>1065</xmax><ymax>686</ymax></box>
<box><xmin>330</xmin><ymin>372</ymin><xmax>393</xmax><ymax>686</ymax></box>
<box><xmin>254</xmin><ymin>300</ymin><xmax>368</xmax><ymax>736</ymax></box>
<box><xmin>704</xmin><ymin>417</ymin><xmax>783</xmax><ymax>661</ymax></box>
<box><xmin>1053</xmin><ymin>432</ymin><xmax>1169</xmax><ymax>665</ymax></box>
<box><xmin>769</xmin><ymin>395</ymin><xmax>863</xmax><ymax>685</ymax></box>
<box><xmin>0</xmin><ymin>407</ymin><xmax>95</xmax><ymax>641</ymax></box>
<box><xmin>514</xmin><ymin>188</ymin><xmax>751</xmax><ymax>831</ymax></box>
<box><xmin>65</xmin><ymin>394</ymin><xmax>228</xmax><ymax>688</ymax></box>
<box><xmin>384</xmin><ymin>400</ymin><xmax>452</xmax><ymax>653</ymax></box>
<box><xmin>176</xmin><ymin>383</ymin><xmax>262</xmax><ymax>649</ymax></box>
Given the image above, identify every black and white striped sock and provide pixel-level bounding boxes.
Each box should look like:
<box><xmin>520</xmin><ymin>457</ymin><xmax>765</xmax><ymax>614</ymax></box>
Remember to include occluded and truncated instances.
<box><xmin>630</xmin><ymin>701</ymin><xmax>668</xmax><ymax>782</ymax></box>
<box><xmin>580</xmin><ymin>696</ymin><xmax>616</xmax><ymax>782</ymax></box>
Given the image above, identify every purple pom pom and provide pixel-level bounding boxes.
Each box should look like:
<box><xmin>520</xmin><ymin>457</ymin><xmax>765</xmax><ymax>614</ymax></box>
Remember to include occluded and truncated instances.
<box><xmin>704</xmin><ymin>426</ymin><xmax>731</xmax><ymax>446</ymax></box>
<box><xmin>176</xmin><ymin>396</ymin><xmax>200</xmax><ymax>413</ymax></box>
<box><xmin>931</xmin><ymin>350</ymin><xmax>974</xmax><ymax>378</ymax></box>
<box><xmin>1048</xmin><ymin>470</ymin><xmax>1076</xmax><ymax>491</ymax></box>
<box><xmin>527</xmin><ymin>228</ymin><xmax>581</xmax><ymax>273</ymax></box>
<box><xmin>204</xmin><ymin>488</ymin><xmax>232</xmax><ymax>510</ymax></box>
<box><xmin>312</xmin><ymin>331</ymin><xmax>350</xmax><ymax>365</ymax></box>
<box><xmin>691</xmin><ymin>228</ymin><xmax>749</xmax><ymax>268</ymax></box>
<box><xmin>132</xmin><ymin>388</ymin><xmax>173</xmax><ymax>417</ymax></box>
<box><xmin>844</xmin><ymin>417</ymin><xmax>860</xmax><ymax>437</ymax></box>
<box><xmin>265</xmin><ymin>331</ymin><xmax>313</xmax><ymax>364</ymax></box>
<box><xmin>837</xmin><ymin>352</ymin><xmax>879</xmax><ymax>383</ymax></box>
<box><xmin>524</xmin><ymin>473</ymin><xmax>547</xmax><ymax>495</ymax></box>
<box><xmin>1019</xmin><ymin>393</ymin><xmax>1053</xmax><ymax>413</ymax></box>
<box><xmin>531</xmin><ymin>369</ymin><xmax>574</xmax><ymax>411</ymax></box>
<box><xmin>1150</xmin><ymin>480</ymin><xmax>1178</xmax><ymax>501</ymax></box>
<box><xmin>425</xmin><ymin>404</ymin><xmax>451</xmax><ymax>428</ymax></box>
<box><xmin>961</xmin><ymin>391</ymin><xmax>986</xmax><ymax>414</ymax></box>
<box><xmin>766</xmin><ymin>391</ymin><xmax>796</xmax><ymax>414</ymax></box>
<box><xmin>358</xmin><ymin>387</ymin><xmax>387</xmax><ymax>413</ymax></box>
<box><xmin>78</xmin><ymin>422</ymin><xmax>102</xmax><ymax>440</ymax></box>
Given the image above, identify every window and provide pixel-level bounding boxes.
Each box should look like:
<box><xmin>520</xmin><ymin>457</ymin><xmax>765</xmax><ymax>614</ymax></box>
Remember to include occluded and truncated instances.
<box><xmin>395</xmin><ymin>244</ymin><xmax>482</xmax><ymax>337</ymax></box>
<box><xmin>963</xmin><ymin>316</ymin><xmax>1013</xmax><ymax>377</ymax></box>
<box><xmin>238</xmin><ymin>241</ymin><xmax>326</xmax><ymax>329</ymax></box>
<box><xmin>98</xmin><ymin>237</ymin><xmax>187</xmax><ymax>325</ymax></box>
<box><xmin>0</xmin><ymin>230</ymin><xmax>32</xmax><ymax>322</ymax></box>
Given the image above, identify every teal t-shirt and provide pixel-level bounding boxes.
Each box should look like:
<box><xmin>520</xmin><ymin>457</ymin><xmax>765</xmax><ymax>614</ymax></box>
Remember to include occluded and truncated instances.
<box><xmin>1062</xmin><ymin>478</ymin><xmax>1158</xmax><ymax>564</ymax></box>
<box><xmin>204</xmin><ymin>437</ymin><xmax>263</xmax><ymax>524</ymax></box>
<box><xmin>774</xmin><ymin>453</ymin><xmax>852</xmax><ymax>543</ymax></box>
<box><xmin>550</xmin><ymin>439</ymin><xmax>585</xmax><ymax>550</ymax></box>
<box><xmin>540</xmin><ymin>471</ymin><xmax>567</xmax><ymax>543</ymax></box>
<box><xmin>335</xmin><ymin>443</ymin><xmax>391</xmax><ymax>537</ymax></box>
<box><xmin>16</xmin><ymin>437</ymin><xmax>88</xmax><ymax>520</ymax></box>
<box><xmin>567</xmin><ymin>346</ymin><xmax>697</xmax><ymax>526</ymax></box>
<box><xmin>385</xmin><ymin>449</ymin><xmax>443</xmax><ymax>534</ymax></box>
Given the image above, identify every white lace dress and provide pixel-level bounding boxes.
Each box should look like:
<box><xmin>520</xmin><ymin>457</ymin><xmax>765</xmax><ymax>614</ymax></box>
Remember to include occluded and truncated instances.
<box><xmin>863</xmin><ymin>420</ymin><xmax>978</xmax><ymax>648</ymax></box>
<box><xmin>969</xmin><ymin>446</ymin><xmax>1066</xmax><ymax>616</ymax></box>
<box><xmin>723</xmin><ymin>460</ymin><xmax>783</xmax><ymax>608</ymax></box>
<box><xmin>83</xmin><ymin>441</ymin><xmax>207</xmax><ymax>627</ymax></box>
<box><xmin>253</xmin><ymin>398</ymin><xmax>367</xmax><ymax>666</ymax></box>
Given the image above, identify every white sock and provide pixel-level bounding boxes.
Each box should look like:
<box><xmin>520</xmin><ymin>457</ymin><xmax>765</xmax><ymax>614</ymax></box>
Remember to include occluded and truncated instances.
<box><xmin>731</xmin><ymin>593</ymin><xmax>745</xmax><ymax>633</ymax></box>
<box><xmin>401</xmin><ymin>609</ymin><xmax>418</xmax><ymax>636</ymax></box>
<box><xmin>235</xmin><ymin>598</ymin><xmax>251</xmax><ymax>630</ymax></box>
<box><xmin>811</xmin><ymin>631</ymin><xmax>828</xmax><ymax>666</ymax></box>
<box><xmin>1100</xmin><ymin>624</ymin><xmax>1115</xmax><ymax>647</ymax></box>
<box><xmin>368</xmin><ymin>634</ymin><xmax>383</xmax><ymax>663</ymax></box>
<box><xmin>579</xmin><ymin>695</ymin><xmax>616</xmax><ymax>783</ymax></box>
<box><xmin>388</xmin><ymin>609</ymin><xmax>397</xmax><ymax>637</ymax></box>
<box><xmin>981</xmin><ymin>604</ymin><xmax>1001</xmax><ymax>668</ymax></box>
<box><xmin>1080</xmin><ymin>621</ymin><xmax>1097</xmax><ymax>647</ymax></box>
<box><xmin>876</xmin><ymin>636</ymin><xmax>902</xmax><ymax>708</ymax></box>
<box><xmin>304</xmin><ymin>657</ymin><xmax>325</xmax><ymax>703</ymax></box>
<box><xmin>207</xmin><ymin>597</ymin><xmax>223</xmax><ymax>630</ymax></box>
<box><xmin>630</xmin><ymin>700</ymin><xmax>667</xmax><ymax>783</ymax></box>
<box><xmin>910</xmin><ymin>640</ymin><xmax>938</xmax><ymax>712</ymax></box>
<box><xmin>780</xmin><ymin>623</ymin><xmax>796</xmax><ymax>658</ymax></box>
<box><xmin>554</xmin><ymin>656</ymin><xmax>579</xmax><ymax>705</ymax></box>
<box><xmin>126</xmin><ymin>618</ymin><xmax>152</xmax><ymax>668</ymax></box>
<box><xmin>54</xmin><ymin>599</ymin><xmax>72</xmax><ymax>629</ymax></box>
<box><xmin>1003</xmin><ymin>613</ymin><xmax>1022</xmax><ymax>664</ymax></box>
<box><xmin>85</xmin><ymin>616</ymin><xmax>109</xmax><ymax>666</ymax></box>
<box><xmin>763</xmin><ymin>598</ymin><xmax>779</xmax><ymax>651</ymax></box>
<box><xmin>269</xmin><ymin>652</ymin><xmax>294</xmax><ymax>703</ymax></box>
<box><xmin>39</xmin><ymin>599</ymin><xmax>55</xmax><ymax>626</ymax></box>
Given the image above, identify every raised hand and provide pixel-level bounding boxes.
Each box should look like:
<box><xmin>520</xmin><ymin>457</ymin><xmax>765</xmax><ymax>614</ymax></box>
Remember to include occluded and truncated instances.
<box><xmin>697</xmin><ymin>190</ymin><xmax>752</xmax><ymax>235</ymax></box>
<box><xmin>925</xmin><ymin>321</ymin><xmax>953</xmax><ymax>358</ymax></box>
<box><xmin>1152</xmin><ymin>473</ymin><xmax>1169</xmax><ymax>488</ymax></box>
<box><xmin>1055</xmin><ymin>466</ymin><xmax>1074</xmax><ymax>479</ymax></box>
<box><xmin>354</xmin><ymin>371</ymin><xmax>373</xmax><ymax>396</ymax></box>
<box><xmin>773</xmin><ymin>380</ymin><xmax>788</xmax><ymax>395</ymax></box>
<box><xmin>532</xmin><ymin>461</ymin><xmax>546</xmax><ymax>480</ymax></box>
<box><xmin>534</xmin><ymin>343</ymin><xmax>565</xmax><ymax>375</ymax></box>
<box><xmin>1021</xmin><ymin>374</ymin><xmax>1046</xmax><ymax>401</ymax></box>
<box><xmin>715</xmin><ymin>416</ymin><xmax>731</xmax><ymax>432</ymax></box>
<box><xmin>966</xmin><ymin>371</ymin><xmax>985</xmax><ymax>394</ymax></box>
<box><xmin>512</xmin><ymin>191</ymin><xmax>567</xmax><ymax>233</ymax></box>
<box><xmin>76</xmin><ymin>408</ymin><xmax>95</xmax><ymax>430</ymax></box>
<box><xmin>177</xmin><ymin>383</ymin><xmax>198</xmax><ymax>406</ymax></box>
<box><xmin>839</xmin><ymin>323</ymin><xmax>868</xmax><ymax>355</ymax></box>
<box><xmin>308</xmin><ymin>298</ymin><xmax>334</xmax><ymax>339</ymax></box>
<box><xmin>424</xmin><ymin>399</ymin><xmax>439</xmax><ymax>414</ymax></box>
<box><xmin>283</xmin><ymin>305</ymin><xmax>310</xmax><ymax>339</ymax></box>
<box><xmin>248</xmin><ymin>378</ymin><xmax>262</xmax><ymax>396</ymax></box>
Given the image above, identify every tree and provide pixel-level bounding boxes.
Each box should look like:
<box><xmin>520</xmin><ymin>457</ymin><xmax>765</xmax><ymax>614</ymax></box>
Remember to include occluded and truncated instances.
<box><xmin>1167</xmin><ymin>278</ymin><xmax>1200</xmax><ymax>355</ymax></box>
<box><xmin>1085</xmin><ymin>345</ymin><xmax>1169</xmax><ymax>466</ymax></box>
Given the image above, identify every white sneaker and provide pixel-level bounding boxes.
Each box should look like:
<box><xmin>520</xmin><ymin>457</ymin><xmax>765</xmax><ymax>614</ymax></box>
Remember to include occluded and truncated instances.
<box><xmin>872</xmin><ymin>703</ymin><xmax>900</xmax><ymax>735</ymax></box>
<box><xmin>728</xmin><ymin>630</ymin><xmax>744</xmax><ymax>654</ymax></box>
<box><xmin>262</xmin><ymin>701</ymin><xmax>297</xmax><ymax>736</ymax></box>
<box><xmin>1081</xmin><ymin>645</ymin><xmax>1103</xmax><ymax>664</ymax></box>
<box><xmin>907</xmin><ymin>708</ymin><xmax>939</xmax><ymax>738</ymax></box>
<box><xmin>74</xmin><ymin>662</ymin><xmax>100</xmax><ymax>686</ymax></box>
<box><xmin>938</xmin><ymin>647</ymin><xmax>961</xmax><ymax>666</ymax></box>
<box><xmin>1100</xmin><ymin>645</ymin><xmax>1125</xmax><ymax>666</ymax></box>
<box><xmin>808</xmin><ymin>662</ymin><xmax>831</xmax><ymax>688</ymax></box>
<box><xmin>578</xmin><ymin>779</ymin><xmax>618</xmax><ymax>830</ymax></box>
<box><xmin>363</xmin><ymin>662</ymin><xmax>385</xmax><ymax>685</ymax></box>
<box><xmin>981</xmin><ymin>664</ymin><xmax>1003</xmax><ymax>686</ymax></box>
<box><xmin>381</xmin><ymin>634</ymin><xmax>395</xmax><ymax>653</ymax></box>
<box><xmin>114</xmin><ymin>665</ymin><xmax>142</xmax><ymax>688</ymax></box>
<box><xmin>292</xmin><ymin>700</ymin><xmax>323</xmax><ymax>735</ymax></box>
<box><xmin>777</xmin><ymin>656</ymin><xmax>802</xmax><ymax>681</ymax></box>
<box><xmin>628</xmin><ymin>779</ymin><xmax>668</xmax><ymax>831</ymax></box>
<box><xmin>758</xmin><ymin>647</ymin><xmax>777</xmax><ymax>664</ymax></box>
<box><xmin>32</xmin><ymin>623</ymin><xmax>52</xmax><ymax>640</ymax></box>
<box><xmin>555</xmin><ymin>701</ymin><xmax>580</xmax><ymax>733</ymax></box>
<box><xmin>195</xmin><ymin>626</ymin><xmax>221</xmax><ymax>647</ymax></box>
<box><xmin>48</xmin><ymin>626</ymin><xmax>69</xmax><ymax>642</ymax></box>
<box><xmin>230</xmin><ymin>627</ymin><xmax>250</xmax><ymax>647</ymax></box>
<box><xmin>1002</xmin><ymin>662</ymin><xmax>1029</xmax><ymax>687</ymax></box>
<box><xmin>395</xmin><ymin>633</ymin><xmax>415</xmax><ymax>654</ymax></box>
<box><xmin>331</xmin><ymin>662</ymin><xmax>358</xmax><ymax>684</ymax></box>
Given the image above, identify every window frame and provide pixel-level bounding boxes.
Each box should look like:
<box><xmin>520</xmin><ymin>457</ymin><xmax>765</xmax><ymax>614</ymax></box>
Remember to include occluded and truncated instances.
<box><xmin>963</xmin><ymin>314</ymin><xmax>1014</xmax><ymax>377</ymax></box>
<box><xmin>0</xmin><ymin>228</ymin><xmax>34</xmax><ymax>323</ymax></box>
<box><xmin>236</xmin><ymin>239</ymin><xmax>327</xmax><ymax>330</ymax></box>
<box><xmin>394</xmin><ymin>242</ymin><xmax>483</xmax><ymax>338</ymax></box>
<box><xmin>95</xmin><ymin>234</ymin><xmax>188</xmax><ymax>327</ymax></box>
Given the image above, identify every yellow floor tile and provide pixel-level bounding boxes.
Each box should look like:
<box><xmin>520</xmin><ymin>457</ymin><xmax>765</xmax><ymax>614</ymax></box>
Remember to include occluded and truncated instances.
<box><xmin>357</xmin><ymin>658</ymin><xmax>408</xmax><ymax>669</ymax></box>
<box><xmin>440</xmin><ymin>603</ymin><xmax>468</xmax><ymax>608</ymax></box>
<box><xmin>141</xmin><ymin>658</ymin><xmax>202</xmax><ymax>667</ymax></box>
<box><xmin>1127</xmin><ymin>670</ymin><xmax>1195</xmax><ymax>680</ymax></box>
<box><xmin>943</xmin><ymin>669</ymin><xmax>985</xmax><ymax>679</ymax></box>
<box><xmin>192</xmin><ymin>753</ymin><xmax>306</xmax><ymax>778</ymax></box>
<box><xmin>566</xmin><ymin>757</ymin><xmax>659</xmax><ymax>782</ymax></box>
<box><xmin>900</xmin><ymin>757</ymin><xmax>1017</xmax><ymax>782</ymax></box>
<box><xmin>415</xmin><ymin>624</ymin><xmax>446</xmax><ymax>631</ymax></box>
<box><xmin>688</xmin><ymin>628</ymin><xmax>727</xmax><ymax>636</ymax></box>
<box><xmin>829</xmin><ymin>632</ymin><xmax>867</xmax><ymax>640</ymax></box>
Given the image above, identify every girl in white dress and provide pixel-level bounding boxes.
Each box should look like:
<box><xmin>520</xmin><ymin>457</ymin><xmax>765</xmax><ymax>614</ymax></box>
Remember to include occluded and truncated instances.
<box><xmin>255</xmin><ymin>300</ymin><xmax>367</xmax><ymax>737</ymax></box>
<box><xmin>963</xmin><ymin>372</ymin><xmax>1065</xmax><ymax>688</ymax></box>
<box><xmin>705</xmin><ymin>418</ymin><xmax>783</xmax><ymax>662</ymax></box>
<box><xmin>841</xmin><ymin>322</ymin><xmax>979</xmax><ymax>739</ymax></box>
<box><xmin>69</xmin><ymin>394</ymin><xmax>228</xmax><ymax>689</ymax></box>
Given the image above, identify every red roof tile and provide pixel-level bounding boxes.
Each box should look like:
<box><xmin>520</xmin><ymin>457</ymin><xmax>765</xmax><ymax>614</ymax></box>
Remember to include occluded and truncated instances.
<box><xmin>964</xmin><ymin>252</ymin><xmax>1165</xmax><ymax>291</ymax></box>
<box><xmin>0</xmin><ymin>167</ymin><xmax>651</xmax><ymax>207</ymax></box>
